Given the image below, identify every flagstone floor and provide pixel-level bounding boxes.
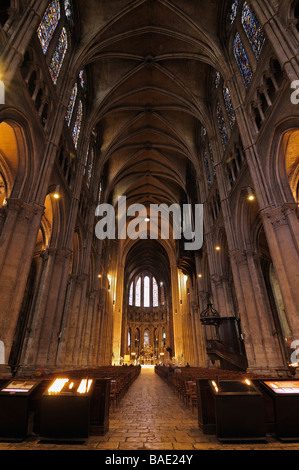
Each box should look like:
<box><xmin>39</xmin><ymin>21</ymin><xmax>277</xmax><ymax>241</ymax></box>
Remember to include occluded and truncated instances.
<box><xmin>0</xmin><ymin>365</ymin><xmax>299</xmax><ymax>451</ymax></box>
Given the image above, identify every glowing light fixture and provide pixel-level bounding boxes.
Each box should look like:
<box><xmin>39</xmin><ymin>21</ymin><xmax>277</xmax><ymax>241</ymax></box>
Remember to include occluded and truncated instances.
<box><xmin>53</xmin><ymin>185</ymin><xmax>60</xmax><ymax>199</ymax></box>
<box><xmin>247</xmin><ymin>187</ymin><xmax>255</xmax><ymax>201</ymax></box>
<box><xmin>48</xmin><ymin>378</ymin><xmax>69</xmax><ymax>394</ymax></box>
<box><xmin>212</xmin><ymin>380</ymin><xmax>219</xmax><ymax>392</ymax></box>
<box><xmin>77</xmin><ymin>379</ymin><xmax>93</xmax><ymax>394</ymax></box>
<box><xmin>215</xmin><ymin>245</ymin><xmax>221</xmax><ymax>251</ymax></box>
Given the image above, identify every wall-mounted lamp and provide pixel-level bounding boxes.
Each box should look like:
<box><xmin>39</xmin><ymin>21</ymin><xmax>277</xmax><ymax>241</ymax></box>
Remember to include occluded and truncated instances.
<box><xmin>215</xmin><ymin>245</ymin><xmax>221</xmax><ymax>251</ymax></box>
<box><xmin>247</xmin><ymin>187</ymin><xmax>255</xmax><ymax>201</ymax></box>
<box><xmin>197</xmin><ymin>274</ymin><xmax>202</xmax><ymax>278</ymax></box>
<box><xmin>53</xmin><ymin>185</ymin><xmax>60</xmax><ymax>199</ymax></box>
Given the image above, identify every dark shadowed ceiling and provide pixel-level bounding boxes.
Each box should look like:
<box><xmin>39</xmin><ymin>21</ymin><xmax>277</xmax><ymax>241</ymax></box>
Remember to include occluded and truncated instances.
<box><xmin>73</xmin><ymin>0</ymin><xmax>228</xmax><ymax>280</ymax></box>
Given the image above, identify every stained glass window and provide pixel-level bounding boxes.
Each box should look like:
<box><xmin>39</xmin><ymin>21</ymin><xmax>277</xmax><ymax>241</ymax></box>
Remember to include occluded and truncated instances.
<box><xmin>241</xmin><ymin>2</ymin><xmax>265</xmax><ymax>59</ymax></box>
<box><xmin>230</xmin><ymin>0</ymin><xmax>238</xmax><ymax>23</ymax></box>
<box><xmin>208</xmin><ymin>142</ymin><xmax>216</xmax><ymax>175</ymax></box>
<box><xmin>37</xmin><ymin>1</ymin><xmax>60</xmax><ymax>54</ymax></box>
<box><xmin>135</xmin><ymin>277</ymin><xmax>141</xmax><ymax>307</ymax></box>
<box><xmin>153</xmin><ymin>277</ymin><xmax>158</xmax><ymax>307</ymax></box>
<box><xmin>86</xmin><ymin>147</ymin><xmax>94</xmax><ymax>188</ymax></box>
<box><xmin>161</xmin><ymin>283</ymin><xmax>165</xmax><ymax>305</ymax></box>
<box><xmin>129</xmin><ymin>282</ymin><xmax>133</xmax><ymax>306</ymax></box>
<box><xmin>216</xmin><ymin>101</ymin><xmax>228</xmax><ymax>149</ymax></box>
<box><xmin>49</xmin><ymin>27</ymin><xmax>68</xmax><ymax>84</ymax></box>
<box><xmin>233</xmin><ymin>32</ymin><xmax>253</xmax><ymax>88</ymax></box>
<box><xmin>215</xmin><ymin>71</ymin><xmax>221</xmax><ymax>88</ymax></box>
<box><xmin>144</xmin><ymin>330</ymin><xmax>150</xmax><ymax>346</ymax></box>
<box><xmin>72</xmin><ymin>100</ymin><xmax>83</xmax><ymax>149</ymax></box>
<box><xmin>144</xmin><ymin>275</ymin><xmax>150</xmax><ymax>307</ymax></box>
<box><xmin>79</xmin><ymin>69</ymin><xmax>86</xmax><ymax>88</ymax></box>
<box><xmin>65</xmin><ymin>83</ymin><xmax>77</xmax><ymax>126</ymax></box>
<box><xmin>223</xmin><ymin>87</ymin><xmax>236</xmax><ymax>129</ymax></box>
<box><xmin>204</xmin><ymin>148</ymin><xmax>212</xmax><ymax>189</ymax></box>
<box><xmin>64</xmin><ymin>0</ymin><xmax>72</xmax><ymax>20</ymax></box>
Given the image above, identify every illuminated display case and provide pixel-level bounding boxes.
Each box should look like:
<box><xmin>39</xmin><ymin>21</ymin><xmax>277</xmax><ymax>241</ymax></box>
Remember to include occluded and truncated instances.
<box><xmin>261</xmin><ymin>380</ymin><xmax>299</xmax><ymax>441</ymax></box>
<box><xmin>209</xmin><ymin>379</ymin><xmax>266</xmax><ymax>441</ymax></box>
<box><xmin>0</xmin><ymin>379</ymin><xmax>41</xmax><ymax>440</ymax></box>
<box><xmin>40</xmin><ymin>377</ymin><xmax>94</xmax><ymax>440</ymax></box>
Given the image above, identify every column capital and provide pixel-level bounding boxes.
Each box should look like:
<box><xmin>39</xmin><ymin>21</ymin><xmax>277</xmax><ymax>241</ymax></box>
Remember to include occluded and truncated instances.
<box><xmin>260</xmin><ymin>203</ymin><xmax>298</xmax><ymax>229</ymax></box>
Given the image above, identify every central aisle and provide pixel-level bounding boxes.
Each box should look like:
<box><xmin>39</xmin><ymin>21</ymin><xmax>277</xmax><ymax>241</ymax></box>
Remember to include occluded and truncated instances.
<box><xmin>103</xmin><ymin>365</ymin><xmax>213</xmax><ymax>450</ymax></box>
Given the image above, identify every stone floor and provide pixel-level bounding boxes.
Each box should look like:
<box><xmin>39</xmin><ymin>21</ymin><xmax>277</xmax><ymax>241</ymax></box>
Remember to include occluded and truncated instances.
<box><xmin>0</xmin><ymin>365</ymin><xmax>299</xmax><ymax>451</ymax></box>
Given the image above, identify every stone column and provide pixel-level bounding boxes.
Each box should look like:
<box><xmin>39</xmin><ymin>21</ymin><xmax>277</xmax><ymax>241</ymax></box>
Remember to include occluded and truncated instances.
<box><xmin>0</xmin><ymin>198</ymin><xmax>44</xmax><ymax>364</ymax></box>
<box><xmin>170</xmin><ymin>264</ymin><xmax>183</xmax><ymax>362</ymax></box>
<box><xmin>0</xmin><ymin>0</ymin><xmax>49</xmax><ymax>84</ymax></box>
<box><xmin>80</xmin><ymin>290</ymin><xmax>99</xmax><ymax>367</ymax></box>
<box><xmin>56</xmin><ymin>273</ymin><xmax>88</xmax><ymax>367</ymax></box>
<box><xmin>260</xmin><ymin>204</ymin><xmax>299</xmax><ymax>339</ymax></box>
<box><xmin>21</xmin><ymin>247</ymin><xmax>71</xmax><ymax>371</ymax></box>
<box><xmin>230</xmin><ymin>249</ymin><xmax>284</xmax><ymax>373</ymax></box>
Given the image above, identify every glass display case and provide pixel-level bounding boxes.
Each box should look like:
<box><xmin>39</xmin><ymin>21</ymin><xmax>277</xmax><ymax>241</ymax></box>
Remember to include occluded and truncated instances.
<box><xmin>0</xmin><ymin>379</ymin><xmax>41</xmax><ymax>440</ymax></box>
<box><xmin>40</xmin><ymin>377</ymin><xmax>94</xmax><ymax>440</ymax></box>
<box><xmin>209</xmin><ymin>379</ymin><xmax>266</xmax><ymax>441</ymax></box>
<box><xmin>261</xmin><ymin>380</ymin><xmax>299</xmax><ymax>441</ymax></box>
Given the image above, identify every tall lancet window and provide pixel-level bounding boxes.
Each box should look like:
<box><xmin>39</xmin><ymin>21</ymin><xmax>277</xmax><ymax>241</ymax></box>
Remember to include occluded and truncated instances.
<box><xmin>65</xmin><ymin>83</ymin><xmax>77</xmax><ymax>126</ymax></box>
<box><xmin>230</xmin><ymin>0</ymin><xmax>238</xmax><ymax>23</ymax></box>
<box><xmin>241</xmin><ymin>1</ymin><xmax>265</xmax><ymax>59</ymax></box>
<box><xmin>129</xmin><ymin>282</ymin><xmax>133</xmax><ymax>306</ymax></box>
<box><xmin>223</xmin><ymin>87</ymin><xmax>236</xmax><ymax>129</ymax></box>
<box><xmin>216</xmin><ymin>101</ymin><xmax>228</xmax><ymax>148</ymax></box>
<box><xmin>37</xmin><ymin>0</ymin><xmax>60</xmax><ymax>54</ymax></box>
<box><xmin>153</xmin><ymin>277</ymin><xmax>158</xmax><ymax>307</ymax></box>
<box><xmin>135</xmin><ymin>277</ymin><xmax>141</xmax><ymax>307</ymax></box>
<box><xmin>49</xmin><ymin>27</ymin><xmax>68</xmax><ymax>84</ymax></box>
<box><xmin>64</xmin><ymin>0</ymin><xmax>73</xmax><ymax>20</ymax></box>
<box><xmin>233</xmin><ymin>32</ymin><xmax>253</xmax><ymax>88</ymax></box>
<box><xmin>72</xmin><ymin>100</ymin><xmax>83</xmax><ymax>149</ymax></box>
<box><xmin>144</xmin><ymin>275</ymin><xmax>150</xmax><ymax>307</ymax></box>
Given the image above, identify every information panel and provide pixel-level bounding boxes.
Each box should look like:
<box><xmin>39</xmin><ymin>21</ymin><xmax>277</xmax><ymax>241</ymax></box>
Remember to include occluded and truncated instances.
<box><xmin>263</xmin><ymin>381</ymin><xmax>299</xmax><ymax>395</ymax></box>
<box><xmin>1</xmin><ymin>381</ymin><xmax>38</xmax><ymax>394</ymax></box>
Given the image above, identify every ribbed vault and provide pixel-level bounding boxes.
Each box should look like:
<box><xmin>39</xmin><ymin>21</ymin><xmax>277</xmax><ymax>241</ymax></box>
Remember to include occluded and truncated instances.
<box><xmin>73</xmin><ymin>0</ymin><xmax>226</xmax><ymax>278</ymax></box>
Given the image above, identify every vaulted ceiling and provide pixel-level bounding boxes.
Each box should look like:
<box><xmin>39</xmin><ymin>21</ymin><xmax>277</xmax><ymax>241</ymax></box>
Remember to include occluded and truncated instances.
<box><xmin>73</xmin><ymin>0</ymin><xmax>228</xmax><ymax>279</ymax></box>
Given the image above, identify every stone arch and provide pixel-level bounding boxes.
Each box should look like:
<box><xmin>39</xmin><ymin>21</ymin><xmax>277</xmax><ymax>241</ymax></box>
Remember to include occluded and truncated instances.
<box><xmin>0</xmin><ymin>113</ymin><xmax>36</xmax><ymax>201</ymax></box>
<box><xmin>266</xmin><ymin>120</ymin><xmax>299</xmax><ymax>205</ymax></box>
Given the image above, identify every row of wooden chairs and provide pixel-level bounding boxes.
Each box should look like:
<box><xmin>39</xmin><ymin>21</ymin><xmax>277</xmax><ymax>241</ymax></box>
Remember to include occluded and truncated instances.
<box><xmin>109</xmin><ymin>367</ymin><xmax>141</xmax><ymax>411</ymax></box>
<box><xmin>155</xmin><ymin>365</ymin><xmax>270</xmax><ymax>414</ymax></box>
